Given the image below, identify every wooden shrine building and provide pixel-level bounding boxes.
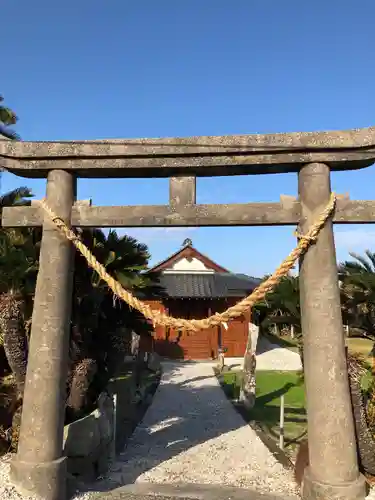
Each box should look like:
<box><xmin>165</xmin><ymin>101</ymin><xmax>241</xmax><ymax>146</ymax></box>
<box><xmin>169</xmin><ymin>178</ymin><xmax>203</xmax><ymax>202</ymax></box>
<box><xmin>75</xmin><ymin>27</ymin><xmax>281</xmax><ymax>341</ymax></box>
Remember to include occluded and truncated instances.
<box><xmin>143</xmin><ymin>239</ymin><xmax>260</xmax><ymax>360</ymax></box>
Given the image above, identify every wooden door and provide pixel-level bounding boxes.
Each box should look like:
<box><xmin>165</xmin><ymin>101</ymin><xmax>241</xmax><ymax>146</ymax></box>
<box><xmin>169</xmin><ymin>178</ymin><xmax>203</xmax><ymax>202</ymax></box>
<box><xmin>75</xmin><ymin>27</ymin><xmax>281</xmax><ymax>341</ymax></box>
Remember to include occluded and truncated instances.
<box><xmin>163</xmin><ymin>300</ymin><xmax>214</xmax><ymax>359</ymax></box>
<box><xmin>222</xmin><ymin>316</ymin><xmax>248</xmax><ymax>357</ymax></box>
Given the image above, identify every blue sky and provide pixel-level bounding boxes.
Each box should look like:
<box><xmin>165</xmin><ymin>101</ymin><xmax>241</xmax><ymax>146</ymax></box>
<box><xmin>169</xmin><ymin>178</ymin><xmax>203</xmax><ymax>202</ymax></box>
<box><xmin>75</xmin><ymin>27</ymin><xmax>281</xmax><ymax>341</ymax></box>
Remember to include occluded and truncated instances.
<box><xmin>2</xmin><ymin>1</ymin><xmax>375</xmax><ymax>276</ymax></box>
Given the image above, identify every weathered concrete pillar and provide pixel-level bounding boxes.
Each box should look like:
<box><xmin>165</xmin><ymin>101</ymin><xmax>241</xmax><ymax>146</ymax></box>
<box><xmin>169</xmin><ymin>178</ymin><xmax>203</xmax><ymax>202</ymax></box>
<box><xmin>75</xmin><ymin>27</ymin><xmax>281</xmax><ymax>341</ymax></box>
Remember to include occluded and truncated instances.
<box><xmin>11</xmin><ymin>170</ymin><xmax>76</xmax><ymax>500</ymax></box>
<box><xmin>298</xmin><ymin>163</ymin><xmax>365</xmax><ymax>500</ymax></box>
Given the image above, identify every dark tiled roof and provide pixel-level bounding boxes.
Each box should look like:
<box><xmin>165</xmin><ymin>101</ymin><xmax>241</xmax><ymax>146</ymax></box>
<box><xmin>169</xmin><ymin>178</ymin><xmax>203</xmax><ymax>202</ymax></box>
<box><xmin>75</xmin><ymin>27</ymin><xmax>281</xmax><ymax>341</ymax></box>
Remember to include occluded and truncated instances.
<box><xmin>158</xmin><ymin>273</ymin><xmax>261</xmax><ymax>299</ymax></box>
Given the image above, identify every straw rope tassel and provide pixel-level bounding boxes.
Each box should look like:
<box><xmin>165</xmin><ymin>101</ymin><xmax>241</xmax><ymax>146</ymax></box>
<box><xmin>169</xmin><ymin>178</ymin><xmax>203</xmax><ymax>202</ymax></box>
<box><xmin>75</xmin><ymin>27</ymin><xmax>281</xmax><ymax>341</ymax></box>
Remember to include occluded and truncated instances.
<box><xmin>38</xmin><ymin>193</ymin><xmax>336</xmax><ymax>332</ymax></box>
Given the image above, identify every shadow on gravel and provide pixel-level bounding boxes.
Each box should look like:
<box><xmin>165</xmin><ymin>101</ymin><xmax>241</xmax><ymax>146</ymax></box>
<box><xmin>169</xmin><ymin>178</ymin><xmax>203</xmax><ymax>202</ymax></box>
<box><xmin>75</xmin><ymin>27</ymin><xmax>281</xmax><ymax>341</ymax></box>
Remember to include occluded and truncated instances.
<box><xmin>87</xmin><ymin>361</ymin><xmax>248</xmax><ymax>493</ymax></box>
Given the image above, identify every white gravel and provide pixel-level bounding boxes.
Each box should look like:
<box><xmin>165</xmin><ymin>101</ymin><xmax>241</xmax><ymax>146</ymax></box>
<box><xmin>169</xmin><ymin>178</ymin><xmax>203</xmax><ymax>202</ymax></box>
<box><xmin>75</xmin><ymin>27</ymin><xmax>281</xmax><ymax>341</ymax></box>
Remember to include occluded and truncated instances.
<box><xmin>226</xmin><ymin>337</ymin><xmax>302</xmax><ymax>372</ymax></box>
<box><xmin>1</xmin><ymin>359</ymin><xmax>373</xmax><ymax>499</ymax></box>
<box><xmin>0</xmin><ymin>455</ymin><xmax>37</xmax><ymax>500</ymax></box>
<box><xmin>95</xmin><ymin>361</ymin><xmax>300</xmax><ymax>498</ymax></box>
<box><xmin>255</xmin><ymin>337</ymin><xmax>302</xmax><ymax>371</ymax></box>
<box><xmin>0</xmin><ymin>453</ymin><xmax>95</xmax><ymax>500</ymax></box>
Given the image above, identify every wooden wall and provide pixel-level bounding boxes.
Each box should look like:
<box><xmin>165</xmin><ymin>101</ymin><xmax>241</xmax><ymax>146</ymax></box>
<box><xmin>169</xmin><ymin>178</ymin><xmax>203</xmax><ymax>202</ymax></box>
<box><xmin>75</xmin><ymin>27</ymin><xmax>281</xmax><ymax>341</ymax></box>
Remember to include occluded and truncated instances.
<box><xmin>141</xmin><ymin>298</ymin><xmax>250</xmax><ymax>360</ymax></box>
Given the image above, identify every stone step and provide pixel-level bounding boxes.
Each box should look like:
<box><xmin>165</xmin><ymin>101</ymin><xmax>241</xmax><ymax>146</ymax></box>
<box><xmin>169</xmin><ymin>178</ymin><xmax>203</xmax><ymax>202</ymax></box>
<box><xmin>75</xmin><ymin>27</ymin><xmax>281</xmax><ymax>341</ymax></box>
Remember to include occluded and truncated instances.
<box><xmin>91</xmin><ymin>482</ymin><xmax>297</xmax><ymax>500</ymax></box>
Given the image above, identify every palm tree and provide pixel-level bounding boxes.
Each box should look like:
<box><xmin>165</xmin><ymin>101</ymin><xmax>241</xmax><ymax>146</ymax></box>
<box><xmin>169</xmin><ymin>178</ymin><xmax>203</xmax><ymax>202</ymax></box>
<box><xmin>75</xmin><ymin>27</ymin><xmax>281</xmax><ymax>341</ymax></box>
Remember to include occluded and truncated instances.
<box><xmin>0</xmin><ymin>188</ymin><xmax>33</xmax><ymax>208</ymax></box>
<box><xmin>0</xmin><ymin>188</ymin><xmax>36</xmax><ymax>397</ymax></box>
<box><xmin>0</xmin><ymin>95</ymin><xmax>20</xmax><ymax>140</ymax></box>
<box><xmin>339</xmin><ymin>251</ymin><xmax>375</xmax><ymax>342</ymax></box>
<box><xmin>338</xmin><ymin>250</ymin><xmax>375</xmax><ymax>471</ymax></box>
<box><xmin>0</xmin><ymin>208</ymin><xmax>163</xmax><ymax>432</ymax></box>
<box><xmin>65</xmin><ymin>228</ymin><xmax>163</xmax><ymax>421</ymax></box>
<box><xmin>260</xmin><ymin>253</ymin><xmax>375</xmax><ymax>367</ymax></box>
<box><xmin>347</xmin><ymin>352</ymin><xmax>375</xmax><ymax>476</ymax></box>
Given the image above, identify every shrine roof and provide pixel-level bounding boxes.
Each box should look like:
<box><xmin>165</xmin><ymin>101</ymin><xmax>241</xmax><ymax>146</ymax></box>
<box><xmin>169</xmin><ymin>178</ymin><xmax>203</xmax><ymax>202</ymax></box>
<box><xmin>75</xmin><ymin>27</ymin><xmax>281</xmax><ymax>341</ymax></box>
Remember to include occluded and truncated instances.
<box><xmin>158</xmin><ymin>272</ymin><xmax>261</xmax><ymax>299</ymax></box>
<box><xmin>148</xmin><ymin>239</ymin><xmax>229</xmax><ymax>273</ymax></box>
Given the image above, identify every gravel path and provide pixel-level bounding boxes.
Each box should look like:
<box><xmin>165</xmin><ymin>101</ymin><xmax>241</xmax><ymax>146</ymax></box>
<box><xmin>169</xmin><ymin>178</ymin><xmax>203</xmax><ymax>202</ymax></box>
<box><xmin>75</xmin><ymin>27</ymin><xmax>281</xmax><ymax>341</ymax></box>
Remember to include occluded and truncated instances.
<box><xmin>0</xmin><ymin>455</ymin><xmax>38</xmax><ymax>500</ymax></box>
<box><xmin>226</xmin><ymin>337</ymin><xmax>302</xmax><ymax>372</ymax></box>
<box><xmin>255</xmin><ymin>337</ymin><xmax>302</xmax><ymax>371</ymax></box>
<box><xmin>1</xmin><ymin>360</ymin><xmax>374</xmax><ymax>499</ymax></box>
<box><xmin>96</xmin><ymin>361</ymin><xmax>299</xmax><ymax>498</ymax></box>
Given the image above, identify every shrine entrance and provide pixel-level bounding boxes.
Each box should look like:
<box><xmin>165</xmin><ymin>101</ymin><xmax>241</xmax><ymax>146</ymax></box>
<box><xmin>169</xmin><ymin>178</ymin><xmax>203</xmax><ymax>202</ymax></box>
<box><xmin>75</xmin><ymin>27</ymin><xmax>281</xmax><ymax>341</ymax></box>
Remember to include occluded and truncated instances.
<box><xmin>2</xmin><ymin>126</ymin><xmax>375</xmax><ymax>500</ymax></box>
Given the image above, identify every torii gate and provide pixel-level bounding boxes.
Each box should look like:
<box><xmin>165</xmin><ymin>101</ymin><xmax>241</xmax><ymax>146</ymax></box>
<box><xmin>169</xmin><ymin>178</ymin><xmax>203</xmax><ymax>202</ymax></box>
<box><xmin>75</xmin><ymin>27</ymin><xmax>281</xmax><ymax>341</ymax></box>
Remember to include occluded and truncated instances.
<box><xmin>2</xmin><ymin>126</ymin><xmax>375</xmax><ymax>500</ymax></box>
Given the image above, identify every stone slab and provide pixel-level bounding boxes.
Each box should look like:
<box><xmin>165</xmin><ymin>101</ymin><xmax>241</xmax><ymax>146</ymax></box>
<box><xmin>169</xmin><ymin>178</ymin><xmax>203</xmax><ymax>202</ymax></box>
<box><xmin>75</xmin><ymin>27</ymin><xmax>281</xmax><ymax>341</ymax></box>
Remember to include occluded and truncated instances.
<box><xmin>91</xmin><ymin>483</ymin><xmax>297</xmax><ymax>500</ymax></box>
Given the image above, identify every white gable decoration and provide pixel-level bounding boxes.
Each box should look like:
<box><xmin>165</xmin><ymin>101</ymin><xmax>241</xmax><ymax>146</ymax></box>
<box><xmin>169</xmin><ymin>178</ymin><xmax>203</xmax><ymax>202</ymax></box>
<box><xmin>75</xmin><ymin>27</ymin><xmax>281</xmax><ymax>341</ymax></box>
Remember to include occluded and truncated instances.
<box><xmin>163</xmin><ymin>257</ymin><xmax>215</xmax><ymax>274</ymax></box>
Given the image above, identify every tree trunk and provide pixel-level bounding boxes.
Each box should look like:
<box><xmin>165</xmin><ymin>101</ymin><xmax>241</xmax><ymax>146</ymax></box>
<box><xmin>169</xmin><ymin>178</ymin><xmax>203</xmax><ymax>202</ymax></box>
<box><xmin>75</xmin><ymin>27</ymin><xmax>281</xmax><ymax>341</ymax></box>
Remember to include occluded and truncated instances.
<box><xmin>107</xmin><ymin>328</ymin><xmax>131</xmax><ymax>376</ymax></box>
<box><xmin>347</xmin><ymin>355</ymin><xmax>375</xmax><ymax>475</ymax></box>
<box><xmin>298</xmin><ymin>341</ymin><xmax>304</xmax><ymax>372</ymax></box>
<box><xmin>131</xmin><ymin>330</ymin><xmax>141</xmax><ymax>358</ymax></box>
<box><xmin>294</xmin><ymin>439</ymin><xmax>309</xmax><ymax>488</ymax></box>
<box><xmin>66</xmin><ymin>357</ymin><xmax>98</xmax><ymax>421</ymax></box>
<box><xmin>0</xmin><ymin>291</ymin><xmax>27</xmax><ymax>396</ymax></box>
<box><xmin>10</xmin><ymin>399</ymin><xmax>23</xmax><ymax>452</ymax></box>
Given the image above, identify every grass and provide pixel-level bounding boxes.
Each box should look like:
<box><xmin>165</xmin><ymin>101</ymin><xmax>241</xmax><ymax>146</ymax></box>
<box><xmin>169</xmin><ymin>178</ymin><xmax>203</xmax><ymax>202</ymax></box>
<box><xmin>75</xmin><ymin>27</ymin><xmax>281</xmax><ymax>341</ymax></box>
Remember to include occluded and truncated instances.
<box><xmin>263</xmin><ymin>332</ymin><xmax>374</xmax><ymax>366</ymax></box>
<box><xmin>347</xmin><ymin>337</ymin><xmax>373</xmax><ymax>362</ymax></box>
<box><xmin>220</xmin><ymin>370</ymin><xmax>306</xmax><ymax>458</ymax></box>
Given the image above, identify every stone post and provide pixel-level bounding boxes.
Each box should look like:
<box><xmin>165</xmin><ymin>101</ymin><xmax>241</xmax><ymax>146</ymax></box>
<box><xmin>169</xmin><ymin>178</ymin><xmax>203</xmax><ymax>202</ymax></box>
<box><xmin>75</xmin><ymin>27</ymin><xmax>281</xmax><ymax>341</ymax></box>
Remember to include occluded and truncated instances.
<box><xmin>298</xmin><ymin>163</ymin><xmax>365</xmax><ymax>500</ymax></box>
<box><xmin>240</xmin><ymin>321</ymin><xmax>259</xmax><ymax>410</ymax></box>
<box><xmin>11</xmin><ymin>170</ymin><xmax>76</xmax><ymax>500</ymax></box>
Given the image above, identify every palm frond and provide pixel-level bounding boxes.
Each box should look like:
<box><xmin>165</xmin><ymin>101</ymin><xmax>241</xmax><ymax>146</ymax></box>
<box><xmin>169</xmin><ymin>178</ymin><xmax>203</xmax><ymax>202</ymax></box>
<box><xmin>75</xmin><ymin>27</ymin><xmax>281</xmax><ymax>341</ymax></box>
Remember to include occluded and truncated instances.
<box><xmin>348</xmin><ymin>252</ymin><xmax>374</xmax><ymax>273</ymax></box>
<box><xmin>0</xmin><ymin>101</ymin><xmax>18</xmax><ymax>125</ymax></box>
<box><xmin>0</xmin><ymin>124</ymin><xmax>20</xmax><ymax>140</ymax></box>
<box><xmin>0</xmin><ymin>187</ymin><xmax>33</xmax><ymax>207</ymax></box>
<box><xmin>0</xmin><ymin>97</ymin><xmax>19</xmax><ymax>140</ymax></box>
<box><xmin>365</xmin><ymin>250</ymin><xmax>375</xmax><ymax>271</ymax></box>
<box><xmin>262</xmin><ymin>314</ymin><xmax>301</xmax><ymax>328</ymax></box>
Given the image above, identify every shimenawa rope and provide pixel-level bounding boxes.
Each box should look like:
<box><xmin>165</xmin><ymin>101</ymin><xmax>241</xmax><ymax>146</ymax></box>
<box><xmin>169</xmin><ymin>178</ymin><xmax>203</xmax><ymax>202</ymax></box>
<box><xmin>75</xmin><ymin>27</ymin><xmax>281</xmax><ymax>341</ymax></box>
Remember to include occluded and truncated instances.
<box><xmin>38</xmin><ymin>193</ymin><xmax>336</xmax><ymax>332</ymax></box>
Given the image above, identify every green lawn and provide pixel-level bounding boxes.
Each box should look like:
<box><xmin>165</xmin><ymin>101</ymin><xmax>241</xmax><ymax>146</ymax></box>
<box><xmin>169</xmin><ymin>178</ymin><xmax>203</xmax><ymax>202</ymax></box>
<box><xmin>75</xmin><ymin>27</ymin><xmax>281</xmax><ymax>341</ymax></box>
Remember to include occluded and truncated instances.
<box><xmin>220</xmin><ymin>370</ymin><xmax>306</xmax><ymax>456</ymax></box>
<box><xmin>263</xmin><ymin>333</ymin><xmax>374</xmax><ymax>361</ymax></box>
<box><xmin>347</xmin><ymin>337</ymin><xmax>373</xmax><ymax>362</ymax></box>
<box><xmin>218</xmin><ymin>337</ymin><xmax>373</xmax><ymax>459</ymax></box>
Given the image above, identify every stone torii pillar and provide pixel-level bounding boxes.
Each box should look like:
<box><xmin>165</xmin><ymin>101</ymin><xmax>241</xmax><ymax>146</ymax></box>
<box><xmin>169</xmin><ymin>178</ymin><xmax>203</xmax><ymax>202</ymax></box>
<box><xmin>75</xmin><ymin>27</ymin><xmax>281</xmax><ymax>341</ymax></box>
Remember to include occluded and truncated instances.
<box><xmin>11</xmin><ymin>170</ymin><xmax>76</xmax><ymax>500</ymax></box>
<box><xmin>298</xmin><ymin>163</ymin><xmax>365</xmax><ymax>500</ymax></box>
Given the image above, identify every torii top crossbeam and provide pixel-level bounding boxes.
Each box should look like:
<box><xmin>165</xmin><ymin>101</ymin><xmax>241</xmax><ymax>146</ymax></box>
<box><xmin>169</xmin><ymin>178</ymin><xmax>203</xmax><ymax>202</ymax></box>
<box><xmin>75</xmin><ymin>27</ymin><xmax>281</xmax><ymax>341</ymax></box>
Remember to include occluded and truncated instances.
<box><xmin>1</xmin><ymin>126</ymin><xmax>375</xmax><ymax>178</ymax></box>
